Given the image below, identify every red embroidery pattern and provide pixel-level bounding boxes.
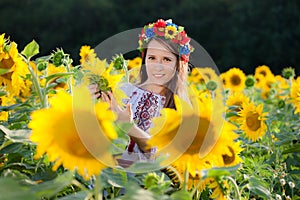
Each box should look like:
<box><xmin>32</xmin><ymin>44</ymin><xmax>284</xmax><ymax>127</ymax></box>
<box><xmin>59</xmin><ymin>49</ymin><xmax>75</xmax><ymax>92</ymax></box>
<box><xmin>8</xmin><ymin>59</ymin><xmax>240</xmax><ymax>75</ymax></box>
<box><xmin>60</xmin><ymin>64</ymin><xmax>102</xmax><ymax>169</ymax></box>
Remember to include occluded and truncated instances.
<box><xmin>128</xmin><ymin>91</ymin><xmax>159</xmax><ymax>152</ymax></box>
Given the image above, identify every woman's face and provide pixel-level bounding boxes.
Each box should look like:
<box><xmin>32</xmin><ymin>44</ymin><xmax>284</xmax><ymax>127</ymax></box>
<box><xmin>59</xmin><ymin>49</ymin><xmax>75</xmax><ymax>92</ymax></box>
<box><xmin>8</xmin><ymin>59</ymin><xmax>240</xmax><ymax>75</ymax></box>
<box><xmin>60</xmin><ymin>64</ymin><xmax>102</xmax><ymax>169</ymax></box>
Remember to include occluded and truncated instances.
<box><xmin>144</xmin><ymin>39</ymin><xmax>177</xmax><ymax>86</ymax></box>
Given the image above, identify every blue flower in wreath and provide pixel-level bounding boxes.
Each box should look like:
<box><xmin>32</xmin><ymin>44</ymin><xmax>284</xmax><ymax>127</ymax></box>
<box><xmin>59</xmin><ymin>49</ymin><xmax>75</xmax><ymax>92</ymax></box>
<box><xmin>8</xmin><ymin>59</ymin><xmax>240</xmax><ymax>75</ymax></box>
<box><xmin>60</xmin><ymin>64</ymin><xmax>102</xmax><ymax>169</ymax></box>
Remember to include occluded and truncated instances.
<box><xmin>166</xmin><ymin>21</ymin><xmax>178</xmax><ymax>30</ymax></box>
<box><xmin>179</xmin><ymin>45</ymin><xmax>190</xmax><ymax>55</ymax></box>
<box><xmin>145</xmin><ymin>27</ymin><xmax>155</xmax><ymax>39</ymax></box>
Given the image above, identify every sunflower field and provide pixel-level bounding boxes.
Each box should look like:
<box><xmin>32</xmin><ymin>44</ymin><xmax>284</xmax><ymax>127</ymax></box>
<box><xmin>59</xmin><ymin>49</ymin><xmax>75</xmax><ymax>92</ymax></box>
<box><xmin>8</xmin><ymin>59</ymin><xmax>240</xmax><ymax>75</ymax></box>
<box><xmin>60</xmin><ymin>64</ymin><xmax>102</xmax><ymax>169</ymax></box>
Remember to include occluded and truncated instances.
<box><xmin>0</xmin><ymin>33</ymin><xmax>299</xmax><ymax>200</ymax></box>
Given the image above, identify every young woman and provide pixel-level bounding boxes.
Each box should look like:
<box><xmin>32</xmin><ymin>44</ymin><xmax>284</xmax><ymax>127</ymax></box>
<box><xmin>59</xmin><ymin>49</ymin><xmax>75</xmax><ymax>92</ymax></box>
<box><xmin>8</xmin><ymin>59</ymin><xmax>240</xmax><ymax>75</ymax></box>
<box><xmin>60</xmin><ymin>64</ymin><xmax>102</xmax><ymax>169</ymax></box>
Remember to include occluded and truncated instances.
<box><xmin>89</xmin><ymin>19</ymin><xmax>194</xmax><ymax>167</ymax></box>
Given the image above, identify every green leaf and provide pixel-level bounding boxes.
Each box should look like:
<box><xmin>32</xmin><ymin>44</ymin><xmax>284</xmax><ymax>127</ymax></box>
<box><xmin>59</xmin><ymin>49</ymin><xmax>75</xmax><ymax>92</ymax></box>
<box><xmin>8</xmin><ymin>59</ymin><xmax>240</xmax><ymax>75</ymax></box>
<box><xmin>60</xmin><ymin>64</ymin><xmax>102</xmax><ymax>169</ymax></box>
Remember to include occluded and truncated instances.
<box><xmin>0</xmin><ymin>125</ymin><xmax>31</xmax><ymax>143</ymax></box>
<box><xmin>248</xmin><ymin>177</ymin><xmax>271</xmax><ymax>198</ymax></box>
<box><xmin>0</xmin><ymin>68</ymin><xmax>10</xmax><ymax>75</ymax></box>
<box><xmin>0</xmin><ymin>177</ymin><xmax>38</xmax><ymax>200</ymax></box>
<box><xmin>0</xmin><ymin>142</ymin><xmax>23</xmax><ymax>154</ymax></box>
<box><xmin>0</xmin><ymin>90</ymin><xmax>7</xmax><ymax>97</ymax></box>
<box><xmin>282</xmin><ymin>144</ymin><xmax>300</xmax><ymax>154</ymax></box>
<box><xmin>21</xmin><ymin>40</ymin><xmax>39</xmax><ymax>59</ymax></box>
<box><xmin>44</xmin><ymin>72</ymin><xmax>73</xmax><ymax>84</ymax></box>
<box><xmin>30</xmin><ymin>171</ymin><xmax>74</xmax><ymax>199</ymax></box>
<box><xmin>126</xmin><ymin>156</ymin><xmax>166</xmax><ymax>173</ymax></box>
<box><xmin>171</xmin><ymin>190</ymin><xmax>191</xmax><ymax>200</ymax></box>
<box><xmin>202</xmin><ymin>164</ymin><xmax>240</xmax><ymax>179</ymax></box>
<box><xmin>225</xmin><ymin>111</ymin><xmax>239</xmax><ymax>118</ymax></box>
<box><xmin>0</xmin><ymin>103</ymin><xmax>23</xmax><ymax>111</ymax></box>
<box><xmin>100</xmin><ymin>168</ymin><xmax>127</xmax><ymax>188</ymax></box>
<box><xmin>57</xmin><ymin>191</ymin><xmax>87</xmax><ymax>200</ymax></box>
<box><xmin>122</xmin><ymin>181</ymin><xmax>160</xmax><ymax>200</ymax></box>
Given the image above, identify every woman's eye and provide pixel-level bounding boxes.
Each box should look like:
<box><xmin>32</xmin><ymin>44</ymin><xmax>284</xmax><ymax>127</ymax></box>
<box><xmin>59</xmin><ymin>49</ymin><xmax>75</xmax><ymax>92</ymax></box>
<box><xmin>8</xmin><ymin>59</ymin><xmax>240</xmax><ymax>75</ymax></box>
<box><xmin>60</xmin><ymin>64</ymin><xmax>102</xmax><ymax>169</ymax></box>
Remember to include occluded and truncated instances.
<box><xmin>164</xmin><ymin>57</ymin><xmax>172</xmax><ymax>62</ymax></box>
<box><xmin>148</xmin><ymin>56</ymin><xmax>155</xmax><ymax>60</ymax></box>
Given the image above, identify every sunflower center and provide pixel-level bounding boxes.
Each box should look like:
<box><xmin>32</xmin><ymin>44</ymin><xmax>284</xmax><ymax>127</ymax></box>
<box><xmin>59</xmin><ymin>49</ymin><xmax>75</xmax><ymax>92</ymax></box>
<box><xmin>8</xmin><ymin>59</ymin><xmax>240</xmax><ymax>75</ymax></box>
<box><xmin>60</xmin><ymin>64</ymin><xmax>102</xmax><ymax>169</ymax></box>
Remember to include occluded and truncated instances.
<box><xmin>260</xmin><ymin>71</ymin><xmax>266</xmax><ymax>76</ymax></box>
<box><xmin>230</xmin><ymin>75</ymin><xmax>241</xmax><ymax>86</ymax></box>
<box><xmin>246</xmin><ymin>112</ymin><xmax>261</xmax><ymax>131</ymax></box>
<box><xmin>68</xmin><ymin>136</ymin><xmax>93</xmax><ymax>158</ymax></box>
<box><xmin>0</xmin><ymin>57</ymin><xmax>14</xmax><ymax>69</ymax></box>
<box><xmin>168</xmin><ymin>30</ymin><xmax>174</xmax><ymax>35</ymax></box>
<box><xmin>222</xmin><ymin>146</ymin><xmax>235</xmax><ymax>165</ymax></box>
<box><xmin>185</xmin><ymin>118</ymin><xmax>210</xmax><ymax>154</ymax></box>
<box><xmin>232</xmin><ymin>101</ymin><xmax>242</xmax><ymax>112</ymax></box>
<box><xmin>1</xmin><ymin>72</ymin><xmax>13</xmax><ymax>80</ymax></box>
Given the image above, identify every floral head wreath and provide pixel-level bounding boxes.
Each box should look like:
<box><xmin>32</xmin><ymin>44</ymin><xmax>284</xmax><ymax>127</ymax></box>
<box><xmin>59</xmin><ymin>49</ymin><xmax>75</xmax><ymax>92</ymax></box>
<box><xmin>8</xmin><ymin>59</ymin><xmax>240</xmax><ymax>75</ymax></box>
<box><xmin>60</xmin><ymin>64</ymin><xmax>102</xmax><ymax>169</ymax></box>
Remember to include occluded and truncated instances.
<box><xmin>138</xmin><ymin>19</ymin><xmax>194</xmax><ymax>63</ymax></box>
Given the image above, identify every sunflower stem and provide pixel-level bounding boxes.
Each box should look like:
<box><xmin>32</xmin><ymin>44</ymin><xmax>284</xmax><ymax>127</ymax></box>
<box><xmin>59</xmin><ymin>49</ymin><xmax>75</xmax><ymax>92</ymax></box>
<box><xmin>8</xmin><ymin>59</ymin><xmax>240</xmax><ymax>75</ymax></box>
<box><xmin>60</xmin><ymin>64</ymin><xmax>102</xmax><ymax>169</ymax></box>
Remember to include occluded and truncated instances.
<box><xmin>94</xmin><ymin>175</ymin><xmax>103</xmax><ymax>200</ymax></box>
<box><xmin>182</xmin><ymin>167</ymin><xmax>189</xmax><ymax>191</ymax></box>
<box><xmin>71</xmin><ymin>179</ymin><xmax>92</xmax><ymax>196</ymax></box>
<box><xmin>226</xmin><ymin>176</ymin><xmax>241</xmax><ymax>200</ymax></box>
<box><xmin>25</xmin><ymin>58</ymin><xmax>47</xmax><ymax>108</ymax></box>
<box><xmin>190</xmin><ymin>179</ymin><xmax>206</xmax><ymax>197</ymax></box>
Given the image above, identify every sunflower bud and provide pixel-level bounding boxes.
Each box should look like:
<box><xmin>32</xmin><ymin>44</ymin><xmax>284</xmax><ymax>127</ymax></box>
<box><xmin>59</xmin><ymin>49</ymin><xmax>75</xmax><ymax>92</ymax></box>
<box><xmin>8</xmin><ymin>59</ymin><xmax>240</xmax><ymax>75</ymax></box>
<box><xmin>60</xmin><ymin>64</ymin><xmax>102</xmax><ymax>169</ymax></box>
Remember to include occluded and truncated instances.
<box><xmin>37</xmin><ymin>61</ymin><xmax>48</xmax><ymax>71</ymax></box>
<box><xmin>277</xmin><ymin>100</ymin><xmax>285</xmax><ymax>109</ymax></box>
<box><xmin>206</xmin><ymin>80</ymin><xmax>218</xmax><ymax>91</ymax></box>
<box><xmin>51</xmin><ymin>48</ymin><xmax>72</xmax><ymax>67</ymax></box>
<box><xmin>245</xmin><ymin>75</ymin><xmax>256</xmax><ymax>88</ymax></box>
<box><xmin>112</xmin><ymin>54</ymin><xmax>128</xmax><ymax>70</ymax></box>
<box><xmin>282</xmin><ymin>67</ymin><xmax>295</xmax><ymax>79</ymax></box>
<box><xmin>144</xmin><ymin>173</ymin><xmax>159</xmax><ymax>189</ymax></box>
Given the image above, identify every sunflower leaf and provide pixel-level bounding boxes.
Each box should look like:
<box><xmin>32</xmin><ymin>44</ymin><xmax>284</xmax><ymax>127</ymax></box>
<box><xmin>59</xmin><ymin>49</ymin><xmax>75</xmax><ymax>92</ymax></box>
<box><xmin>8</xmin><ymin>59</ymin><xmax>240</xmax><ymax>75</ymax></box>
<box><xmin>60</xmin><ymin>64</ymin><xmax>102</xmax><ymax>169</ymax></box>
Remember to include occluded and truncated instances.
<box><xmin>202</xmin><ymin>164</ymin><xmax>240</xmax><ymax>179</ymax></box>
<box><xmin>0</xmin><ymin>125</ymin><xmax>31</xmax><ymax>143</ymax></box>
<box><xmin>30</xmin><ymin>171</ymin><xmax>74</xmax><ymax>199</ymax></box>
<box><xmin>44</xmin><ymin>72</ymin><xmax>73</xmax><ymax>84</ymax></box>
<box><xmin>282</xmin><ymin>143</ymin><xmax>300</xmax><ymax>154</ymax></box>
<box><xmin>0</xmin><ymin>90</ymin><xmax>7</xmax><ymax>97</ymax></box>
<box><xmin>171</xmin><ymin>190</ymin><xmax>191</xmax><ymax>200</ymax></box>
<box><xmin>0</xmin><ymin>177</ymin><xmax>38</xmax><ymax>200</ymax></box>
<box><xmin>21</xmin><ymin>40</ymin><xmax>39</xmax><ymax>59</ymax></box>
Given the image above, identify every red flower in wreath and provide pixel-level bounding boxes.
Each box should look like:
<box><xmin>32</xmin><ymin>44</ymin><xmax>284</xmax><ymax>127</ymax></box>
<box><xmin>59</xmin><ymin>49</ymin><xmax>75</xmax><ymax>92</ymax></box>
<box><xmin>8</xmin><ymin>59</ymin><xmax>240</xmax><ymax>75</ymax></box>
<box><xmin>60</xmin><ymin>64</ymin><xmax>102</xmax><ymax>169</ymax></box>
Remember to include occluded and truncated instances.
<box><xmin>179</xmin><ymin>31</ymin><xmax>191</xmax><ymax>45</ymax></box>
<box><xmin>153</xmin><ymin>19</ymin><xmax>166</xmax><ymax>36</ymax></box>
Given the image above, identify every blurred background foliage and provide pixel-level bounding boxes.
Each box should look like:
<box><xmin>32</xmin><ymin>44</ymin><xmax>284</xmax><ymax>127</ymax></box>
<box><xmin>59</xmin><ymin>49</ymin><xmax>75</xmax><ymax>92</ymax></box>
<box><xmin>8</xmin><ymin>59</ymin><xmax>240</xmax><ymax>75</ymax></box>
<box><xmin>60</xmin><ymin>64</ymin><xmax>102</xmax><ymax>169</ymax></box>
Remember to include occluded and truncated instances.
<box><xmin>1</xmin><ymin>0</ymin><xmax>299</xmax><ymax>75</ymax></box>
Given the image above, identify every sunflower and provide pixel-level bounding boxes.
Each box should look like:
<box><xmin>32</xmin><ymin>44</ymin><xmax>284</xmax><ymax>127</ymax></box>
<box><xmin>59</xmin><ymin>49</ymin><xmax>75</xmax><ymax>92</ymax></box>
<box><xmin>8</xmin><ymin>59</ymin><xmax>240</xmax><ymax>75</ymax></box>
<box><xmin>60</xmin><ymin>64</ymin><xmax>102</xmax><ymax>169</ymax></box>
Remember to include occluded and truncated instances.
<box><xmin>188</xmin><ymin>67</ymin><xmax>205</xmax><ymax>84</ymax></box>
<box><xmin>29</xmin><ymin>86</ymin><xmax>117</xmax><ymax>180</ymax></box>
<box><xmin>79</xmin><ymin>45</ymin><xmax>96</xmax><ymax>64</ymax></box>
<box><xmin>208</xmin><ymin>179</ymin><xmax>229</xmax><ymax>200</ymax></box>
<box><xmin>0</xmin><ymin>35</ymin><xmax>31</xmax><ymax>97</ymax></box>
<box><xmin>165</xmin><ymin>25</ymin><xmax>177</xmax><ymax>39</ymax></box>
<box><xmin>148</xmin><ymin>86</ymin><xmax>236</xmax><ymax>177</ymax></box>
<box><xmin>274</xmin><ymin>75</ymin><xmax>289</xmax><ymax>99</ymax></box>
<box><xmin>254</xmin><ymin>72</ymin><xmax>276</xmax><ymax>99</ymax></box>
<box><xmin>220</xmin><ymin>72</ymin><xmax>227</xmax><ymax>87</ymax></box>
<box><xmin>226</xmin><ymin>92</ymin><xmax>250</xmax><ymax>121</ymax></box>
<box><xmin>46</xmin><ymin>63</ymin><xmax>69</xmax><ymax>90</ymax></box>
<box><xmin>0</xmin><ymin>95</ymin><xmax>16</xmax><ymax>121</ymax></box>
<box><xmin>127</xmin><ymin>57</ymin><xmax>142</xmax><ymax>70</ymax></box>
<box><xmin>290</xmin><ymin>78</ymin><xmax>300</xmax><ymax>114</ymax></box>
<box><xmin>223</xmin><ymin>68</ymin><xmax>246</xmax><ymax>93</ymax></box>
<box><xmin>238</xmin><ymin>101</ymin><xmax>268</xmax><ymax>141</ymax></box>
<box><xmin>255</xmin><ymin>65</ymin><xmax>273</xmax><ymax>78</ymax></box>
<box><xmin>198</xmin><ymin>67</ymin><xmax>220</xmax><ymax>83</ymax></box>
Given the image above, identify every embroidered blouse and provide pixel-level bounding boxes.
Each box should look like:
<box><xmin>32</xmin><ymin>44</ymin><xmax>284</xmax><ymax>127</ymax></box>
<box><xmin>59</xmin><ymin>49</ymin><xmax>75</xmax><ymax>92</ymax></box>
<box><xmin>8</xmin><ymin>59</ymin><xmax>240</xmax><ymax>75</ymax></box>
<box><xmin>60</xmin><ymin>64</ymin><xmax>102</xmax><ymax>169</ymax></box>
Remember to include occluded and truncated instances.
<box><xmin>119</xmin><ymin>83</ymin><xmax>166</xmax><ymax>164</ymax></box>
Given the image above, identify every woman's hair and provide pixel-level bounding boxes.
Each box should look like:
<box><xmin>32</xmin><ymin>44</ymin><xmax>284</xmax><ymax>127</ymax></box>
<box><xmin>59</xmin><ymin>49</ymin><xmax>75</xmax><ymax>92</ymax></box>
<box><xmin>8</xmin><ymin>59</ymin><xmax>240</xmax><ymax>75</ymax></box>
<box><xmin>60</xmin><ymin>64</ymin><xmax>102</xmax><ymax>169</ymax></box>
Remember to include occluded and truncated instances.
<box><xmin>138</xmin><ymin>37</ymin><xmax>189</xmax><ymax>109</ymax></box>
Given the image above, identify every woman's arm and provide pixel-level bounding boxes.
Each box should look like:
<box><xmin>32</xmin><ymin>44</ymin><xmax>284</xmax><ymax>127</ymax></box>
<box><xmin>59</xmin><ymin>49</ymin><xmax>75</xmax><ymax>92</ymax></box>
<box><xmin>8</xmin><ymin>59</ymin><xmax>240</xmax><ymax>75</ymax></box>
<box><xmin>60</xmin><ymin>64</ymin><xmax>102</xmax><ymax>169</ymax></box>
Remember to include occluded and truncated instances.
<box><xmin>128</xmin><ymin>124</ymin><xmax>151</xmax><ymax>153</ymax></box>
<box><xmin>102</xmin><ymin>91</ymin><xmax>152</xmax><ymax>153</ymax></box>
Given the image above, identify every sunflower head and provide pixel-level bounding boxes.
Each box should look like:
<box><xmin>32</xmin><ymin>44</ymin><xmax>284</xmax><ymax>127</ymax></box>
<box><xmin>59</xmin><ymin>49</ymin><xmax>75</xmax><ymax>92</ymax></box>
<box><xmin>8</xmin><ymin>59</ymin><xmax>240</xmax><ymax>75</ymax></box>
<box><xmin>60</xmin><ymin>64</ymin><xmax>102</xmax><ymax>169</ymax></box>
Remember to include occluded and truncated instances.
<box><xmin>290</xmin><ymin>78</ymin><xmax>300</xmax><ymax>113</ymax></box>
<box><xmin>148</xmin><ymin>86</ymin><xmax>226</xmax><ymax>176</ymax></box>
<box><xmin>282</xmin><ymin>67</ymin><xmax>295</xmax><ymax>80</ymax></box>
<box><xmin>223</xmin><ymin>68</ymin><xmax>246</xmax><ymax>93</ymax></box>
<box><xmin>238</xmin><ymin>101</ymin><xmax>268</xmax><ymax>141</ymax></box>
<box><xmin>29</xmin><ymin>87</ymin><xmax>117</xmax><ymax>180</ymax></box>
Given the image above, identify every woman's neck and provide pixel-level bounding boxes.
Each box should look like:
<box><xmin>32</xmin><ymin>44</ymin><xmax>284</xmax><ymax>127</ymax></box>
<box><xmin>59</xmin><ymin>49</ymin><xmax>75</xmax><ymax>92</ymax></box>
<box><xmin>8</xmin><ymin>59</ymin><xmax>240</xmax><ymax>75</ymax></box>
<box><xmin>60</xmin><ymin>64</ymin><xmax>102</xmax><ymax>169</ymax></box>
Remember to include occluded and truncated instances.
<box><xmin>139</xmin><ymin>82</ymin><xmax>166</xmax><ymax>95</ymax></box>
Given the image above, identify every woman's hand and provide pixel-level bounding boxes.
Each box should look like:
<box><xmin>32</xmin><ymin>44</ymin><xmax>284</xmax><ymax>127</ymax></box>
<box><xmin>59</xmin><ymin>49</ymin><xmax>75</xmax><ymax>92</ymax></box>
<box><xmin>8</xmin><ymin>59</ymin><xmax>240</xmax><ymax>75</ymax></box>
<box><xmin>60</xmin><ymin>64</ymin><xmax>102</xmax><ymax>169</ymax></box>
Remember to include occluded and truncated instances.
<box><xmin>88</xmin><ymin>84</ymin><xmax>101</xmax><ymax>99</ymax></box>
<box><xmin>101</xmin><ymin>91</ymin><xmax>133</xmax><ymax>123</ymax></box>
